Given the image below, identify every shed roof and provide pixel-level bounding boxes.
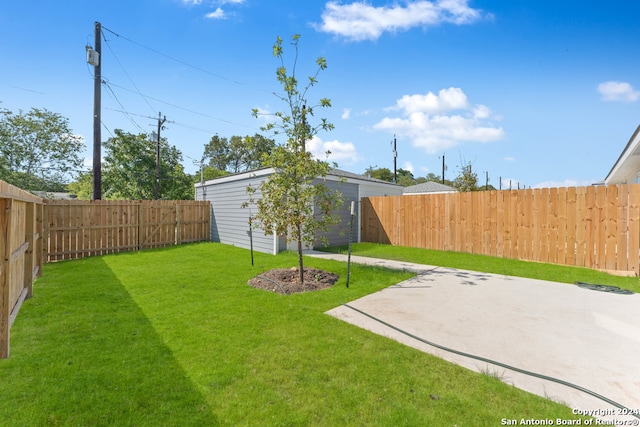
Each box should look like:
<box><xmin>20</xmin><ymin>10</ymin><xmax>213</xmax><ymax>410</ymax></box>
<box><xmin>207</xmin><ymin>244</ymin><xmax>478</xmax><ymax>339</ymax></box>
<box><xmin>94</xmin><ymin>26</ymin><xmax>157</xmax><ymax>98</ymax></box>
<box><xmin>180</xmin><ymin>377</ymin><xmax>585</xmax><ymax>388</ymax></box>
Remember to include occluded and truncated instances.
<box><xmin>328</xmin><ymin>168</ymin><xmax>401</xmax><ymax>185</ymax></box>
<box><xmin>195</xmin><ymin>167</ymin><xmax>402</xmax><ymax>188</ymax></box>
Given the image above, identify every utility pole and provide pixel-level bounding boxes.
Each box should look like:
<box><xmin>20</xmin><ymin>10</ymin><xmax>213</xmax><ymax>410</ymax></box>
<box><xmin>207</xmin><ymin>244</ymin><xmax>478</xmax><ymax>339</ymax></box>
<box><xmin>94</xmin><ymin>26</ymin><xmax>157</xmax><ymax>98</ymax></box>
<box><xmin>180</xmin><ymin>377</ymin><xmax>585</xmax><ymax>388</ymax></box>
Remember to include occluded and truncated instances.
<box><xmin>155</xmin><ymin>112</ymin><xmax>167</xmax><ymax>200</ymax></box>
<box><xmin>90</xmin><ymin>21</ymin><xmax>102</xmax><ymax>200</ymax></box>
<box><xmin>442</xmin><ymin>155</ymin><xmax>445</xmax><ymax>184</ymax></box>
<box><xmin>392</xmin><ymin>135</ymin><xmax>397</xmax><ymax>183</ymax></box>
<box><xmin>485</xmin><ymin>171</ymin><xmax>489</xmax><ymax>190</ymax></box>
<box><xmin>366</xmin><ymin>165</ymin><xmax>377</xmax><ymax>178</ymax></box>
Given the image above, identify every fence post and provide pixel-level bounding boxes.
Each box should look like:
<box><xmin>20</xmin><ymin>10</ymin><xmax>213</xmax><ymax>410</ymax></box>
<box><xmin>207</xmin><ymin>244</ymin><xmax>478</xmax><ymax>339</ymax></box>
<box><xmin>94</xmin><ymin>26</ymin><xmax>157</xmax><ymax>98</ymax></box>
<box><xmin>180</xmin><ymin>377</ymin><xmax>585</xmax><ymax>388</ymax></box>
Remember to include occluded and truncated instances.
<box><xmin>24</xmin><ymin>202</ymin><xmax>35</xmax><ymax>298</ymax></box>
<box><xmin>1</xmin><ymin>198</ymin><xmax>13</xmax><ymax>358</ymax></box>
<box><xmin>175</xmin><ymin>202</ymin><xmax>181</xmax><ymax>245</ymax></box>
<box><xmin>137</xmin><ymin>202</ymin><xmax>142</xmax><ymax>251</ymax></box>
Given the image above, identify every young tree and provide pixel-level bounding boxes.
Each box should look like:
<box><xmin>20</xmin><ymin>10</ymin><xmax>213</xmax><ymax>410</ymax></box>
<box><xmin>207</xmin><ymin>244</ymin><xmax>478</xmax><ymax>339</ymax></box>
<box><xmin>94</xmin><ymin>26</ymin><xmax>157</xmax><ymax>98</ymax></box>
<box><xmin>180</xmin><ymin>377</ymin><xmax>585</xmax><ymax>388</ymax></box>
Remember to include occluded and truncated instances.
<box><xmin>248</xmin><ymin>34</ymin><xmax>343</xmax><ymax>285</ymax></box>
<box><xmin>453</xmin><ymin>161</ymin><xmax>479</xmax><ymax>192</ymax></box>
<box><xmin>102</xmin><ymin>130</ymin><xmax>193</xmax><ymax>200</ymax></box>
<box><xmin>0</xmin><ymin>107</ymin><xmax>84</xmax><ymax>191</ymax></box>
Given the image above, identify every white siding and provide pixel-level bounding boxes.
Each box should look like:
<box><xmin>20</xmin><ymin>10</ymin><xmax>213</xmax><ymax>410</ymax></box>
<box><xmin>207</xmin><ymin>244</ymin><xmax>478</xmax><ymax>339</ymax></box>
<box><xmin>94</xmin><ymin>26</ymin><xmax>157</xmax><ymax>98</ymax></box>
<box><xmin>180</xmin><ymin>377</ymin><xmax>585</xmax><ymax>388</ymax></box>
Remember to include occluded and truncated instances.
<box><xmin>196</xmin><ymin>172</ymin><xmax>281</xmax><ymax>254</ymax></box>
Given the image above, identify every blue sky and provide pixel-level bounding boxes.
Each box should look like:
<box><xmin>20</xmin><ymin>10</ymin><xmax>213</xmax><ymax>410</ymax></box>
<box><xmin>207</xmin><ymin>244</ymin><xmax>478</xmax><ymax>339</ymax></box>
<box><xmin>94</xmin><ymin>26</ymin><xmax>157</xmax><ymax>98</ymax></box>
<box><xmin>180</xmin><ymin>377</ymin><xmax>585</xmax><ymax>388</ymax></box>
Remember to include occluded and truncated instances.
<box><xmin>2</xmin><ymin>0</ymin><xmax>640</xmax><ymax>189</ymax></box>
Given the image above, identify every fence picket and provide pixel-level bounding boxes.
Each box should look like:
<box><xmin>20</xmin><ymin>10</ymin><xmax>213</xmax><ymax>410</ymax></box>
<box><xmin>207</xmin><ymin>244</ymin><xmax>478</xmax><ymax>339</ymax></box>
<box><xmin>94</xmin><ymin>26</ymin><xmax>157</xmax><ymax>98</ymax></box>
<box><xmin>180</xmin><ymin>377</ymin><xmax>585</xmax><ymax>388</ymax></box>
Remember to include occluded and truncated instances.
<box><xmin>361</xmin><ymin>184</ymin><xmax>640</xmax><ymax>275</ymax></box>
<box><xmin>628</xmin><ymin>187</ymin><xmax>640</xmax><ymax>274</ymax></box>
<box><xmin>548</xmin><ymin>188</ymin><xmax>558</xmax><ymax>264</ymax></box>
<box><xmin>605</xmin><ymin>186</ymin><xmax>618</xmax><ymax>271</ymax></box>
<box><xmin>45</xmin><ymin>200</ymin><xmax>210</xmax><ymax>261</ymax></box>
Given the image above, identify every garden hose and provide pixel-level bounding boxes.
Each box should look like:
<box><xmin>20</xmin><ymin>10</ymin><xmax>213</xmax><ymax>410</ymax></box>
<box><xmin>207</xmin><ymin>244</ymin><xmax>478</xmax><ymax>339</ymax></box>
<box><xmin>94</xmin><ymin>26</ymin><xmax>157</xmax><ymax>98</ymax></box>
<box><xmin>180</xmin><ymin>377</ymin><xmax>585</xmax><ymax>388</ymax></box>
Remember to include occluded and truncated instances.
<box><xmin>256</xmin><ymin>275</ymin><xmax>288</xmax><ymax>295</ymax></box>
<box><xmin>343</xmin><ymin>303</ymin><xmax>640</xmax><ymax>420</ymax></box>
<box><xmin>575</xmin><ymin>281</ymin><xmax>634</xmax><ymax>295</ymax></box>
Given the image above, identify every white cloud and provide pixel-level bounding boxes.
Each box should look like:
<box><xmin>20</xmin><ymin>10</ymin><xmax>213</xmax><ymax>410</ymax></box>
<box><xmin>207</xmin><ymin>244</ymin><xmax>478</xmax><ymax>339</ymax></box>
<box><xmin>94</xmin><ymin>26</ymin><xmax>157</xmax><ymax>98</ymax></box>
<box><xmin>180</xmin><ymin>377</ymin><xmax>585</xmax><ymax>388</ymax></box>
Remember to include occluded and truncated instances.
<box><xmin>472</xmin><ymin>104</ymin><xmax>492</xmax><ymax>119</ymax></box>
<box><xmin>533</xmin><ymin>179</ymin><xmax>595</xmax><ymax>189</ymax></box>
<box><xmin>374</xmin><ymin>87</ymin><xmax>505</xmax><ymax>153</ymax></box>
<box><xmin>394</xmin><ymin>87</ymin><xmax>469</xmax><ymax>114</ymax></box>
<box><xmin>83</xmin><ymin>156</ymin><xmax>93</xmax><ymax>170</ymax></box>
<box><xmin>341</xmin><ymin>108</ymin><xmax>352</xmax><ymax>120</ymax></box>
<box><xmin>315</xmin><ymin>0</ymin><xmax>487</xmax><ymax>42</ymax></box>
<box><xmin>597</xmin><ymin>81</ymin><xmax>640</xmax><ymax>102</ymax></box>
<box><xmin>182</xmin><ymin>0</ymin><xmax>244</xmax><ymax>5</ymax></box>
<box><xmin>503</xmin><ymin>156</ymin><xmax>515</xmax><ymax>162</ymax></box>
<box><xmin>251</xmin><ymin>106</ymin><xmax>273</xmax><ymax>125</ymax></box>
<box><xmin>403</xmin><ymin>161</ymin><xmax>414</xmax><ymax>173</ymax></box>
<box><xmin>205</xmin><ymin>7</ymin><xmax>226</xmax><ymax>19</ymax></box>
<box><xmin>183</xmin><ymin>0</ymin><xmax>244</xmax><ymax>19</ymax></box>
<box><xmin>307</xmin><ymin>136</ymin><xmax>362</xmax><ymax>166</ymax></box>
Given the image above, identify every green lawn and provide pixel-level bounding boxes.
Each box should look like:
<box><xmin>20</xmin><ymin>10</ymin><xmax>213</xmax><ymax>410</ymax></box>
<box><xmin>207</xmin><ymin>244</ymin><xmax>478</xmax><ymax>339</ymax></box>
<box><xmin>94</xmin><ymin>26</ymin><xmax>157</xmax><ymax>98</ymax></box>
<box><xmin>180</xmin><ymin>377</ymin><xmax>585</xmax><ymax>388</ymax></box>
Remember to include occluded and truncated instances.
<box><xmin>322</xmin><ymin>242</ymin><xmax>640</xmax><ymax>294</ymax></box>
<box><xmin>1</xmin><ymin>242</ymin><xmax>590</xmax><ymax>426</ymax></box>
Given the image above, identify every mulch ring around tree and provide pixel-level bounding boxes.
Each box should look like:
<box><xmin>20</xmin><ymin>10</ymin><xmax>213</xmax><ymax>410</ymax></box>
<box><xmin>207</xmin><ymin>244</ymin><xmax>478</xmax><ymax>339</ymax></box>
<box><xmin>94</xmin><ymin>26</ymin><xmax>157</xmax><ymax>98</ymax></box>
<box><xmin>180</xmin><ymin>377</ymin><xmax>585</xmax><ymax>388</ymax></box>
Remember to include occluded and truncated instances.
<box><xmin>248</xmin><ymin>268</ymin><xmax>339</xmax><ymax>295</ymax></box>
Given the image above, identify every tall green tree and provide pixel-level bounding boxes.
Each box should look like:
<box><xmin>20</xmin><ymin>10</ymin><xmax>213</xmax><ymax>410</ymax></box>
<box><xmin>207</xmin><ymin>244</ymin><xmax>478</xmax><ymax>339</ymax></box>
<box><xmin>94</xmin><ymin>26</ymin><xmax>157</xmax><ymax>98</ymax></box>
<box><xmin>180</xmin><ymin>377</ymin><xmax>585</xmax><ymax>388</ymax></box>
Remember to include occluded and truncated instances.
<box><xmin>102</xmin><ymin>130</ymin><xmax>193</xmax><ymax>200</ymax></box>
<box><xmin>0</xmin><ymin>107</ymin><xmax>84</xmax><ymax>191</ymax></box>
<box><xmin>421</xmin><ymin>172</ymin><xmax>455</xmax><ymax>187</ymax></box>
<box><xmin>240</xmin><ymin>133</ymin><xmax>275</xmax><ymax>172</ymax></box>
<box><xmin>248</xmin><ymin>34</ymin><xmax>343</xmax><ymax>285</ymax></box>
<box><xmin>203</xmin><ymin>133</ymin><xmax>275</xmax><ymax>173</ymax></box>
<box><xmin>203</xmin><ymin>134</ymin><xmax>230</xmax><ymax>171</ymax></box>
<box><xmin>67</xmin><ymin>171</ymin><xmax>93</xmax><ymax>199</ymax></box>
<box><xmin>193</xmin><ymin>166</ymin><xmax>228</xmax><ymax>185</ymax></box>
<box><xmin>367</xmin><ymin>167</ymin><xmax>394</xmax><ymax>182</ymax></box>
<box><xmin>396</xmin><ymin>168</ymin><xmax>416</xmax><ymax>187</ymax></box>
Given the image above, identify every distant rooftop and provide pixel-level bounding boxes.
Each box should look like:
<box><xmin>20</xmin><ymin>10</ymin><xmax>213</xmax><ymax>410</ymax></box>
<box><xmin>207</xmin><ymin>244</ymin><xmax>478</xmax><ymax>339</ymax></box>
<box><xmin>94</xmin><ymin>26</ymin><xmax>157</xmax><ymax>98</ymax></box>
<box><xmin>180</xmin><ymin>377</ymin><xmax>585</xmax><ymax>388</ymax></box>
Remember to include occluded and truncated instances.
<box><xmin>30</xmin><ymin>191</ymin><xmax>78</xmax><ymax>200</ymax></box>
<box><xmin>403</xmin><ymin>181</ymin><xmax>457</xmax><ymax>194</ymax></box>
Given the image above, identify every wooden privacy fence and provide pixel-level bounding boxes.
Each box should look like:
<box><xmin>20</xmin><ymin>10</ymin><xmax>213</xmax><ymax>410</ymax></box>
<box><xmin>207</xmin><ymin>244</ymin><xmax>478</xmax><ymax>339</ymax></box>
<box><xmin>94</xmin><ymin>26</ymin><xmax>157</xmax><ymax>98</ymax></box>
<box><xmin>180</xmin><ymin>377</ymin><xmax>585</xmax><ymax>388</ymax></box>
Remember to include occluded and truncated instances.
<box><xmin>45</xmin><ymin>200</ymin><xmax>211</xmax><ymax>262</ymax></box>
<box><xmin>1</xmin><ymin>181</ymin><xmax>44</xmax><ymax>358</ymax></box>
<box><xmin>362</xmin><ymin>184</ymin><xmax>640</xmax><ymax>275</ymax></box>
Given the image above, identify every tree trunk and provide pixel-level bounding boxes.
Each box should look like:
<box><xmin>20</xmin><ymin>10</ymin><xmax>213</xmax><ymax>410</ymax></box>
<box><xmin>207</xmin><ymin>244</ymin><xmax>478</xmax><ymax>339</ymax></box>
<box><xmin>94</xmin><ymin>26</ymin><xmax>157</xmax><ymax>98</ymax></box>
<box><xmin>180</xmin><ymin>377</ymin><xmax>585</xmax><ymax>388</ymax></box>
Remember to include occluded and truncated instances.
<box><xmin>297</xmin><ymin>224</ymin><xmax>304</xmax><ymax>285</ymax></box>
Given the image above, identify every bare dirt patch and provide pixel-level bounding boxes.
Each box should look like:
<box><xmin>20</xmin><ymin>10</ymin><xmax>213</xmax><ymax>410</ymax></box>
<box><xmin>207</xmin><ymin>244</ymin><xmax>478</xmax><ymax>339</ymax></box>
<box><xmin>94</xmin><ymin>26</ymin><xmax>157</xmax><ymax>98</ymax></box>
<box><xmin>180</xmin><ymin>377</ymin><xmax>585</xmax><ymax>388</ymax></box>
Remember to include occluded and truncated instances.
<box><xmin>248</xmin><ymin>268</ymin><xmax>339</xmax><ymax>295</ymax></box>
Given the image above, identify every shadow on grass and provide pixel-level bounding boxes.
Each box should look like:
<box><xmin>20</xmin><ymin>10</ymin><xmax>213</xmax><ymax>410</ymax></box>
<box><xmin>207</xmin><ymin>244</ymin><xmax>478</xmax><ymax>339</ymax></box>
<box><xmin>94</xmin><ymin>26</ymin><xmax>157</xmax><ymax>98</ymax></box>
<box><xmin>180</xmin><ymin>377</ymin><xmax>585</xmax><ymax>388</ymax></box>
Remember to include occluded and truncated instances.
<box><xmin>2</xmin><ymin>243</ymin><xmax>587</xmax><ymax>426</ymax></box>
<box><xmin>0</xmin><ymin>256</ymin><xmax>218</xmax><ymax>426</ymax></box>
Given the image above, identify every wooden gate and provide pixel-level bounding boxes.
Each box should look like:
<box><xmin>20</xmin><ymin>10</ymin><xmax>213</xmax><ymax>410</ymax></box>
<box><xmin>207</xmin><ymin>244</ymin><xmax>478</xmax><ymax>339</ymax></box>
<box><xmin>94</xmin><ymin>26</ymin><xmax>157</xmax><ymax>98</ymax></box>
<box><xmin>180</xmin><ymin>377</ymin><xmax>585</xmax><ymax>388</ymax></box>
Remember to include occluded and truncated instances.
<box><xmin>45</xmin><ymin>200</ymin><xmax>210</xmax><ymax>261</ymax></box>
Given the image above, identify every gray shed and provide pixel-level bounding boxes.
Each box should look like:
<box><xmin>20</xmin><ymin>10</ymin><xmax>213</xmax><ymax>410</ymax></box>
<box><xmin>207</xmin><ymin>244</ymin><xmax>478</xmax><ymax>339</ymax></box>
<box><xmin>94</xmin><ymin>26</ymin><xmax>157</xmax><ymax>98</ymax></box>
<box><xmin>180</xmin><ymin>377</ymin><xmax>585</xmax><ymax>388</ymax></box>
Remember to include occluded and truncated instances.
<box><xmin>194</xmin><ymin>168</ymin><xmax>403</xmax><ymax>254</ymax></box>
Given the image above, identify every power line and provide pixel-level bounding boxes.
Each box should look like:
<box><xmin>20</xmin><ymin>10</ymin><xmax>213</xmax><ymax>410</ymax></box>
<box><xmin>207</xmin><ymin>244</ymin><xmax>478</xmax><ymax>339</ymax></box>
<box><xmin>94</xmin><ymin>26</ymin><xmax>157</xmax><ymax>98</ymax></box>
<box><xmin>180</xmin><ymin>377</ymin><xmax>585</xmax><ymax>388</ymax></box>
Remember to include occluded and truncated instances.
<box><xmin>102</xmin><ymin>80</ymin><xmax>257</xmax><ymax>130</ymax></box>
<box><xmin>103</xmin><ymin>107</ymin><xmax>167</xmax><ymax>123</ymax></box>
<box><xmin>101</xmin><ymin>121</ymin><xmax>115</xmax><ymax>139</ymax></box>
<box><xmin>102</xmin><ymin>32</ymin><xmax>156</xmax><ymax>114</ymax></box>
<box><xmin>104</xmin><ymin>80</ymin><xmax>209</xmax><ymax>117</ymax></box>
<box><xmin>101</xmin><ymin>25</ymin><xmax>252</xmax><ymax>89</ymax></box>
<box><xmin>95</xmin><ymin>24</ymin><xmax>265</xmax><ymax>141</ymax></box>
<box><xmin>104</xmin><ymin>106</ymin><xmax>259</xmax><ymax>138</ymax></box>
<box><xmin>96</xmin><ymin>23</ymin><xmax>355</xmax><ymax>155</ymax></box>
<box><xmin>102</xmin><ymin>81</ymin><xmax>146</xmax><ymax>133</ymax></box>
